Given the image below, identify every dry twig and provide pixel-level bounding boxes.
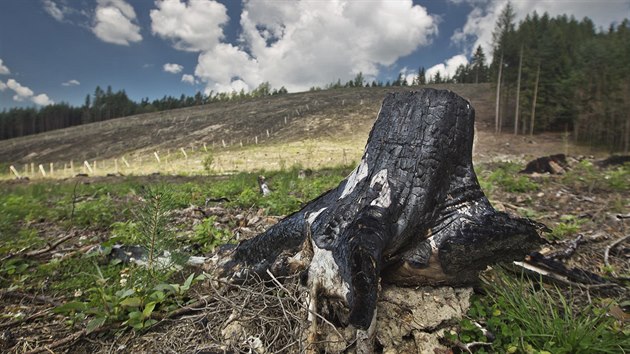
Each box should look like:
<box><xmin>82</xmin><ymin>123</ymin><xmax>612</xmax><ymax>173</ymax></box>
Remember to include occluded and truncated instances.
<box><xmin>603</xmin><ymin>234</ymin><xmax>630</xmax><ymax>277</ymax></box>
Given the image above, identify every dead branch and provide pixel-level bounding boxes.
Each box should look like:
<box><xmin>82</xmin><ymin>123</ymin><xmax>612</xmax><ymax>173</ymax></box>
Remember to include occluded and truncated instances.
<box><xmin>266</xmin><ymin>269</ymin><xmax>347</xmax><ymax>345</ymax></box>
<box><xmin>548</xmin><ymin>234</ymin><xmax>584</xmax><ymax>260</ymax></box>
<box><xmin>604</xmin><ymin>234</ymin><xmax>630</xmax><ymax>277</ymax></box>
<box><xmin>24</xmin><ymin>232</ymin><xmax>78</xmax><ymax>258</ymax></box>
<box><xmin>512</xmin><ymin>261</ymin><xmax>623</xmax><ymax>292</ymax></box>
<box><xmin>24</xmin><ymin>329</ymin><xmax>88</xmax><ymax>354</ymax></box>
<box><xmin>0</xmin><ymin>309</ymin><xmax>52</xmax><ymax>330</ymax></box>
<box><xmin>0</xmin><ymin>290</ymin><xmax>62</xmax><ymax>307</ymax></box>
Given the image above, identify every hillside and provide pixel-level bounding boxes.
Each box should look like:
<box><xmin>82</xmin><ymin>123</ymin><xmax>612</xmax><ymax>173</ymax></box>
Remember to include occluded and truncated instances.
<box><xmin>0</xmin><ymin>83</ymin><xmax>600</xmax><ymax>177</ymax></box>
<box><xmin>0</xmin><ymin>85</ymin><xmax>487</xmax><ymax>158</ymax></box>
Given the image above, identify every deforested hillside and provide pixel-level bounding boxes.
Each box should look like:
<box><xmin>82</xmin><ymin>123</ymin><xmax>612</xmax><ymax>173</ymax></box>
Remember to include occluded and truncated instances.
<box><xmin>0</xmin><ymin>84</ymin><xmax>493</xmax><ymax>166</ymax></box>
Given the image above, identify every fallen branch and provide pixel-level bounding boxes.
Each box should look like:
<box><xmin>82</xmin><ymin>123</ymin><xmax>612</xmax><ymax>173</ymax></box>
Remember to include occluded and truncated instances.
<box><xmin>512</xmin><ymin>261</ymin><xmax>622</xmax><ymax>291</ymax></box>
<box><xmin>453</xmin><ymin>340</ymin><xmax>493</xmax><ymax>354</ymax></box>
<box><xmin>24</xmin><ymin>232</ymin><xmax>78</xmax><ymax>258</ymax></box>
<box><xmin>266</xmin><ymin>268</ymin><xmax>347</xmax><ymax>345</ymax></box>
<box><xmin>24</xmin><ymin>329</ymin><xmax>88</xmax><ymax>354</ymax></box>
<box><xmin>0</xmin><ymin>308</ymin><xmax>52</xmax><ymax>330</ymax></box>
<box><xmin>548</xmin><ymin>234</ymin><xmax>584</xmax><ymax>260</ymax></box>
<box><xmin>603</xmin><ymin>234</ymin><xmax>630</xmax><ymax>277</ymax></box>
<box><xmin>154</xmin><ymin>295</ymin><xmax>213</xmax><ymax>322</ymax></box>
<box><xmin>0</xmin><ymin>289</ymin><xmax>62</xmax><ymax>306</ymax></box>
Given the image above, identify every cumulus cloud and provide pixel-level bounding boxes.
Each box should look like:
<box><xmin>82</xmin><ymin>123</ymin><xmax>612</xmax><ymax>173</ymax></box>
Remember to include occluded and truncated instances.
<box><xmin>92</xmin><ymin>0</ymin><xmax>142</xmax><ymax>45</ymax></box>
<box><xmin>0</xmin><ymin>59</ymin><xmax>10</xmax><ymax>75</ymax></box>
<box><xmin>181</xmin><ymin>74</ymin><xmax>196</xmax><ymax>84</ymax></box>
<box><xmin>7</xmin><ymin>79</ymin><xmax>34</xmax><ymax>101</ymax></box>
<box><xmin>0</xmin><ymin>80</ymin><xmax>7</xmax><ymax>91</ymax></box>
<box><xmin>32</xmin><ymin>94</ymin><xmax>54</xmax><ymax>106</ymax></box>
<box><xmin>452</xmin><ymin>0</ymin><xmax>630</xmax><ymax>59</ymax></box>
<box><xmin>62</xmin><ymin>79</ymin><xmax>80</xmax><ymax>86</ymax></box>
<box><xmin>151</xmin><ymin>0</ymin><xmax>438</xmax><ymax>93</ymax></box>
<box><xmin>163</xmin><ymin>63</ymin><xmax>184</xmax><ymax>74</ymax></box>
<box><xmin>425</xmin><ymin>54</ymin><xmax>469</xmax><ymax>81</ymax></box>
<box><xmin>150</xmin><ymin>0</ymin><xmax>229</xmax><ymax>52</ymax></box>
<box><xmin>5</xmin><ymin>79</ymin><xmax>54</xmax><ymax>106</ymax></box>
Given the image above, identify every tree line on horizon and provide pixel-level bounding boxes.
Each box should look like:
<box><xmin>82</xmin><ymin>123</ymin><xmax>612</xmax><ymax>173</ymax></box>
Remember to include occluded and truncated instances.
<box><xmin>0</xmin><ymin>7</ymin><xmax>628</xmax><ymax>152</ymax></box>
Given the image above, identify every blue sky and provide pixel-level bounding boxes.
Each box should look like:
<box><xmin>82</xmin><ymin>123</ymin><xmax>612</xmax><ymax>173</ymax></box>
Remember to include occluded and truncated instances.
<box><xmin>1</xmin><ymin>0</ymin><xmax>628</xmax><ymax>110</ymax></box>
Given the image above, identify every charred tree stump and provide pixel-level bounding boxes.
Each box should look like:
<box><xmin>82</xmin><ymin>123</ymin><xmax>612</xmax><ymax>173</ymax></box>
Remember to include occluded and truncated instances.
<box><xmin>214</xmin><ymin>89</ymin><xmax>544</xmax><ymax>349</ymax></box>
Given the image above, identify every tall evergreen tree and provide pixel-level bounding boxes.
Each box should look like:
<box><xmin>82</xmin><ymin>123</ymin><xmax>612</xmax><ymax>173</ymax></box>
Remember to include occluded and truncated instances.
<box><xmin>471</xmin><ymin>45</ymin><xmax>488</xmax><ymax>83</ymax></box>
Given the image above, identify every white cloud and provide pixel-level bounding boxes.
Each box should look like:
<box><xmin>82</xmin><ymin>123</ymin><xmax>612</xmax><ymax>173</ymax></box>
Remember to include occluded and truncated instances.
<box><xmin>42</xmin><ymin>0</ymin><xmax>64</xmax><ymax>21</ymax></box>
<box><xmin>6</xmin><ymin>79</ymin><xmax>54</xmax><ymax>106</ymax></box>
<box><xmin>181</xmin><ymin>74</ymin><xmax>196</xmax><ymax>84</ymax></box>
<box><xmin>452</xmin><ymin>0</ymin><xmax>630</xmax><ymax>60</ymax></box>
<box><xmin>32</xmin><ymin>94</ymin><xmax>54</xmax><ymax>106</ymax></box>
<box><xmin>0</xmin><ymin>59</ymin><xmax>10</xmax><ymax>75</ymax></box>
<box><xmin>425</xmin><ymin>54</ymin><xmax>469</xmax><ymax>81</ymax></box>
<box><xmin>92</xmin><ymin>0</ymin><xmax>142</xmax><ymax>46</ymax></box>
<box><xmin>7</xmin><ymin>79</ymin><xmax>34</xmax><ymax>101</ymax></box>
<box><xmin>0</xmin><ymin>80</ymin><xmax>7</xmax><ymax>91</ymax></box>
<box><xmin>397</xmin><ymin>67</ymin><xmax>418</xmax><ymax>85</ymax></box>
<box><xmin>152</xmin><ymin>0</ymin><xmax>438</xmax><ymax>93</ymax></box>
<box><xmin>62</xmin><ymin>79</ymin><xmax>80</xmax><ymax>86</ymax></box>
<box><xmin>163</xmin><ymin>63</ymin><xmax>184</xmax><ymax>74</ymax></box>
<box><xmin>150</xmin><ymin>0</ymin><xmax>229</xmax><ymax>52</ymax></box>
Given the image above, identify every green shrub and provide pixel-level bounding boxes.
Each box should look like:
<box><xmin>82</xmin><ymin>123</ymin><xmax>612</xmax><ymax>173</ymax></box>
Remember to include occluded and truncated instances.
<box><xmin>190</xmin><ymin>216</ymin><xmax>232</xmax><ymax>253</ymax></box>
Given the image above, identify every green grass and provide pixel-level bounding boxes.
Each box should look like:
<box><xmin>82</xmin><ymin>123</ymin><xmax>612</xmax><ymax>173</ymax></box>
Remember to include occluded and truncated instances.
<box><xmin>476</xmin><ymin>162</ymin><xmax>540</xmax><ymax>194</ymax></box>
<box><xmin>549</xmin><ymin>214</ymin><xmax>585</xmax><ymax>240</ymax></box>
<box><xmin>450</xmin><ymin>271</ymin><xmax>630</xmax><ymax>353</ymax></box>
<box><xmin>562</xmin><ymin>160</ymin><xmax>630</xmax><ymax>193</ymax></box>
<box><xmin>0</xmin><ymin>165</ymin><xmax>352</xmax><ymax>297</ymax></box>
<box><xmin>1</xmin><ymin>163</ymin><xmax>627</xmax><ymax>346</ymax></box>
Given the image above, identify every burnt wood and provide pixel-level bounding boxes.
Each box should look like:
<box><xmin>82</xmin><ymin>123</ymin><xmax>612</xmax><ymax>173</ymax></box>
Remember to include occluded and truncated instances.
<box><xmin>520</xmin><ymin>154</ymin><xmax>568</xmax><ymax>174</ymax></box>
<box><xmin>216</xmin><ymin>89</ymin><xmax>544</xmax><ymax>330</ymax></box>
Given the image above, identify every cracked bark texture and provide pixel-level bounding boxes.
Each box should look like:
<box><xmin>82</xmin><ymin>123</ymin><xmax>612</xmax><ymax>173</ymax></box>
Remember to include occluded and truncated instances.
<box><xmin>217</xmin><ymin>89</ymin><xmax>544</xmax><ymax>330</ymax></box>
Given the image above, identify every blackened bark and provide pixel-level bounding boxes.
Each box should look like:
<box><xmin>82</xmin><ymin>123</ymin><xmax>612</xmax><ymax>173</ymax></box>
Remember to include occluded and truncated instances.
<box><xmin>216</xmin><ymin>89</ymin><xmax>544</xmax><ymax>330</ymax></box>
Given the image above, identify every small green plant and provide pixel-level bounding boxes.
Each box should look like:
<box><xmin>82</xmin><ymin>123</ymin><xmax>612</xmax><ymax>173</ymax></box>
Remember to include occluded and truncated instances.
<box><xmin>191</xmin><ymin>216</ymin><xmax>232</xmax><ymax>253</ymax></box>
<box><xmin>562</xmin><ymin>160</ymin><xmax>598</xmax><ymax>192</ymax></box>
<box><xmin>109</xmin><ymin>220</ymin><xmax>142</xmax><ymax>245</ymax></box>
<box><xmin>54</xmin><ymin>264</ymin><xmax>204</xmax><ymax>332</ymax></box>
<box><xmin>605</xmin><ymin>165</ymin><xmax>630</xmax><ymax>192</ymax></box>
<box><xmin>133</xmin><ymin>186</ymin><xmax>187</xmax><ymax>275</ymax></box>
<box><xmin>483</xmin><ymin>162</ymin><xmax>539</xmax><ymax>193</ymax></box>
<box><xmin>549</xmin><ymin>214</ymin><xmax>584</xmax><ymax>240</ymax></box>
<box><xmin>0</xmin><ymin>258</ymin><xmax>31</xmax><ymax>290</ymax></box>
<box><xmin>450</xmin><ymin>271</ymin><xmax>630</xmax><ymax>353</ymax></box>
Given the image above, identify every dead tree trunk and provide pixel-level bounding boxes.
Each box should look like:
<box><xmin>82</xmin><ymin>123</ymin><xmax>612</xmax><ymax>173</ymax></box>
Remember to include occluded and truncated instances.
<box><xmin>215</xmin><ymin>89</ymin><xmax>544</xmax><ymax>344</ymax></box>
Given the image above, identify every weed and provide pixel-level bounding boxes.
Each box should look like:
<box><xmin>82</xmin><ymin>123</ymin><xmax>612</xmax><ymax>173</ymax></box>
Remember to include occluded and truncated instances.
<box><xmin>549</xmin><ymin>215</ymin><xmax>584</xmax><ymax>240</ymax></box>
<box><xmin>190</xmin><ymin>216</ymin><xmax>232</xmax><ymax>253</ymax></box>
<box><xmin>53</xmin><ymin>263</ymin><xmax>204</xmax><ymax>332</ymax></box>
<box><xmin>483</xmin><ymin>162</ymin><xmax>540</xmax><ymax>193</ymax></box>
